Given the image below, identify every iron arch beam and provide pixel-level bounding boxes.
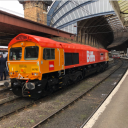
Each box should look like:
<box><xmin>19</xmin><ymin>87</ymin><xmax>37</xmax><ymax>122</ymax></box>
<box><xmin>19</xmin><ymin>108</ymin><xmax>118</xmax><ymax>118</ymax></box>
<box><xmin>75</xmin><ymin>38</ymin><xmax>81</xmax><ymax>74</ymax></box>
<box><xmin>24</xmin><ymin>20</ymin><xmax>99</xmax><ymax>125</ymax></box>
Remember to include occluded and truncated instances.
<box><xmin>50</xmin><ymin>1</ymin><xmax>71</xmax><ymax>21</ymax></box>
<box><xmin>57</xmin><ymin>11</ymin><xmax>115</xmax><ymax>29</ymax></box>
<box><xmin>47</xmin><ymin>1</ymin><xmax>61</xmax><ymax>26</ymax></box>
<box><xmin>52</xmin><ymin>0</ymin><xmax>98</xmax><ymax>27</ymax></box>
<box><xmin>85</xmin><ymin>17</ymin><xmax>113</xmax><ymax>47</ymax></box>
<box><xmin>77</xmin><ymin>16</ymin><xmax>113</xmax><ymax>47</ymax></box>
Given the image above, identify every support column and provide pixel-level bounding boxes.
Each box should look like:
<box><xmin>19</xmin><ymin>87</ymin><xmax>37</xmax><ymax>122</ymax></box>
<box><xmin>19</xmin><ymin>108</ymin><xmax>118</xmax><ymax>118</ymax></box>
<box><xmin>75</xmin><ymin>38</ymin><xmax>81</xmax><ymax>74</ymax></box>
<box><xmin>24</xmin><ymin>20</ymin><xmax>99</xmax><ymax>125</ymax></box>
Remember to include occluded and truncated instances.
<box><xmin>95</xmin><ymin>40</ymin><xmax>97</xmax><ymax>48</ymax></box>
<box><xmin>95</xmin><ymin>39</ymin><xmax>96</xmax><ymax>47</ymax></box>
<box><xmin>92</xmin><ymin>37</ymin><xmax>94</xmax><ymax>46</ymax></box>
<box><xmin>97</xmin><ymin>41</ymin><xmax>100</xmax><ymax>48</ymax></box>
<box><xmin>89</xmin><ymin>36</ymin><xmax>93</xmax><ymax>46</ymax></box>
<box><xmin>82</xmin><ymin>34</ymin><xmax>85</xmax><ymax>44</ymax></box>
<box><xmin>85</xmin><ymin>34</ymin><xmax>89</xmax><ymax>45</ymax></box>
<box><xmin>81</xmin><ymin>29</ymin><xmax>85</xmax><ymax>44</ymax></box>
<box><xmin>93</xmin><ymin>38</ymin><xmax>95</xmax><ymax>47</ymax></box>
<box><xmin>74</xmin><ymin>35</ymin><xmax>77</xmax><ymax>42</ymax></box>
<box><xmin>91</xmin><ymin>37</ymin><xmax>93</xmax><ymax>46</ymax></box>
<box><xmin>99</xmin><ymin>42</ymin><xmax>102</xmax><ymax>48</ymax></box>
<box><xmin>96</xmin><ymin>40</ymin><xmax>98</xmax><ymax>48</ymax></box>
<box><xmin>78</xmin><ymin>30</ymin><xmax>82</xmax><ymax>43</ymax></box>
<box><xmin>87</xmin><ymin>35</ymin><xmax>90</xmax><ymax>45</ymax></box>
<box><xmin>88</xmin><ymin>35</ymin><xmax>91</xmax><ymax>46</ymax></box>
<box><xmin>91</xmin><ymin>36</ymin><xmax>94</xmax><ymax>46</ymax></box>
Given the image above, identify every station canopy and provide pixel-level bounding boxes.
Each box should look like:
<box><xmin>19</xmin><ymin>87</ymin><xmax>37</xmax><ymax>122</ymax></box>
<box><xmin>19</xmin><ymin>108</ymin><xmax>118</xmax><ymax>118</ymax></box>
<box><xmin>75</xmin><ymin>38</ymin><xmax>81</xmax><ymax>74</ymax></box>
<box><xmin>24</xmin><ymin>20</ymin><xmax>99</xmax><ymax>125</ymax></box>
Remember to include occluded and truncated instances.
<box><xmin>0</xmin><ymin>10</ymin><xmax>73</xmax><ymax>46</ymax></box>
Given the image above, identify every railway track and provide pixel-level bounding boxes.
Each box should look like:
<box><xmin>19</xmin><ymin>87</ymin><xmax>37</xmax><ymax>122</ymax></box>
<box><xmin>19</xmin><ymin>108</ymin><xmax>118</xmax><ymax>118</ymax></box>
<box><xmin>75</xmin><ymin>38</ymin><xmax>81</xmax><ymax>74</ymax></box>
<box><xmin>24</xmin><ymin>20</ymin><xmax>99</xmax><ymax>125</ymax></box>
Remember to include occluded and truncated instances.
<box><xmin>0</xmin><ymin>95</ymin><xmax>19</xmax><ymax>106</ymax></box>
<box><xmin>79</xmin><ymin>59</ymin><xmax>128</xmax><ymax>128</ymax></box>
<box><xmin>29</xmin><ymin>59</ymin><xmax>125</xmax><ymax>128</ymax></box>
<box><xmin>0</xmin><ymin>59</ymin><xmax>124</xmax><ymax>128</ymax></box>
<box><xmin>0</xmin><ymin>80</ymin><xmax>11</xmax><ymax>93</ymax></box>
<box><xmin>0</xmin><ymin>86</ymin><xmax>11</xmax><ymax>93</ymax></box>
<box><xmin>0</xmin><ymin>97</ymin><xmax>33</xmax><ymax>120</ymax></box>
<box><xmin>0</xmin><ymin>85</ymin><xmax>18</xmax><ymax>105</ymax></box>
<box><xmin>31</xmin><ymin>59</ymin><xmax>126</xmax><ymax>128</ymax></box>
<box><xmin>0</xmin><ymin>81</ymin><xmax>21</xmax><ymax>105</ymax></box>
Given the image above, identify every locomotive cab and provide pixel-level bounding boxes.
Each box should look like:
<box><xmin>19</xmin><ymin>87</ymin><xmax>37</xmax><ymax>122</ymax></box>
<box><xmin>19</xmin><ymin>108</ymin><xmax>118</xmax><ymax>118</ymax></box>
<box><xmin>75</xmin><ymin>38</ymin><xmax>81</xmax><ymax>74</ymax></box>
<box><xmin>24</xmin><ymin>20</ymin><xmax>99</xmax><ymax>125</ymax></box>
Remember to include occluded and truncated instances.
<box><xmin>5</xmin><ymin>34</ymin><xmax>64</xmax><ymax>99</ymax></box>
<box><xmin>8</xmin><ymin>43</ymin><xmax>41</xmax><ymax>80</ymax></box>
<box><xmin>7</xmin><ymin>41</ymin><xmax>42</xmax><ymax>98</ymax></box>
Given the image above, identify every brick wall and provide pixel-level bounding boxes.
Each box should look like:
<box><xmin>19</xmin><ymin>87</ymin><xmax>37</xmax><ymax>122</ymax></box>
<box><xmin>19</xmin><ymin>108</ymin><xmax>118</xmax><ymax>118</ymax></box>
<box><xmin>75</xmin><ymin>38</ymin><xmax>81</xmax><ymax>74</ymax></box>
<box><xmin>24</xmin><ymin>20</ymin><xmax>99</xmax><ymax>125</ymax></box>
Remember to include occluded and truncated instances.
<box><xmin>22</xmin><ymin>1</ymin><xmax>47</xmax><ymax>25</ymax></box>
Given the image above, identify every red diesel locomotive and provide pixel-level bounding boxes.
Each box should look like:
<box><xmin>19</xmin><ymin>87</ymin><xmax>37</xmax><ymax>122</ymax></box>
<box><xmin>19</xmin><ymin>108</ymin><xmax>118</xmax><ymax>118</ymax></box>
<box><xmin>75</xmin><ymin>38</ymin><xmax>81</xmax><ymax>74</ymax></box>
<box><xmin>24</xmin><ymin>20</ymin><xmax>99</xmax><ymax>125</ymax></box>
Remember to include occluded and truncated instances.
<box><xmin>4</xmin><ymin>33</ymin><xmax>109</xmax><ymax>99</ymax></box>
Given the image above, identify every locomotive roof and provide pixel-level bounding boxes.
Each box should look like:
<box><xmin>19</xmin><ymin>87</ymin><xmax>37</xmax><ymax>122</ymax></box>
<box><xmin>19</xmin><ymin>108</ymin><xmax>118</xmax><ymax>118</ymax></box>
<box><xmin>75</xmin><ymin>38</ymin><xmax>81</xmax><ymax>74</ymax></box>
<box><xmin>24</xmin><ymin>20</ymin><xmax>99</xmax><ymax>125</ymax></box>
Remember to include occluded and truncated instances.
<box><xmin>8</xmin><ymin>33</ymin><xmax>108</xmax><ymax>52</ymax></box>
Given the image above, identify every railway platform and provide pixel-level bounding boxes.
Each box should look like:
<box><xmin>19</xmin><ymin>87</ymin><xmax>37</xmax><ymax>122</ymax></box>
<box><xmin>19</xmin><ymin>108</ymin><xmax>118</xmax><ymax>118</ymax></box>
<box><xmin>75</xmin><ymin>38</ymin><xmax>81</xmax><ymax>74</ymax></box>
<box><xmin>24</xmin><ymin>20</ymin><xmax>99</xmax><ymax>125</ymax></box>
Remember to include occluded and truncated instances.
<box><xmin>0</xmin><ymin>79</ymin><xmax>9</xmax><ymax>86</ymax></box>
<box><xmin>82</xmin><ymin>69</ymin><xmax>128</xmax><ymax>128</ymax></box>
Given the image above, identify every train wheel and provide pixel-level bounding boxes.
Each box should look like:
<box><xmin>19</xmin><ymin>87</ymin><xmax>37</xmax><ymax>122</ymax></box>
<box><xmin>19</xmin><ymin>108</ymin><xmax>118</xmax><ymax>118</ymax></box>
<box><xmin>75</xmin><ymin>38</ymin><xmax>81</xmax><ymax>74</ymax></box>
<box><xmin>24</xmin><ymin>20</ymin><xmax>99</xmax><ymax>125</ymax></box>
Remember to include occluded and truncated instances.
<box><xmin>96</xmin><ymin>65</ymin><xmax>101</xmax><ymax>73</ymax></box>
<box><xmin>102</xmin><ymin>64</ymin><xmax>106</xmax><ymax>72</ymax></box>
<box><xmin>76</xmin><ymin>75</ymin><xmax>82</xmax><ymax>82</ymax></box>
<box><xmin>12</xmin><ymin>87</ymin><xmax>22</xmax><ymax>97</ymax></box>
<box><xmin>99</xmin><ymin>65</ymin><xmax>104</xmax><ymax>72</ymax></box>
<box><xmin>41</xmin><ymin>90</ymin><xmax>48</xmax><ymax>97</ymax></box>
<box><xmin>47</xmin><ymin>84</ymin><xmax>58</xmax><ymax>93</ymax></box>
<box><xmin>65</xmin><ymin>79</ymin><xmax>71</xmax><ymax>87</ymax></box>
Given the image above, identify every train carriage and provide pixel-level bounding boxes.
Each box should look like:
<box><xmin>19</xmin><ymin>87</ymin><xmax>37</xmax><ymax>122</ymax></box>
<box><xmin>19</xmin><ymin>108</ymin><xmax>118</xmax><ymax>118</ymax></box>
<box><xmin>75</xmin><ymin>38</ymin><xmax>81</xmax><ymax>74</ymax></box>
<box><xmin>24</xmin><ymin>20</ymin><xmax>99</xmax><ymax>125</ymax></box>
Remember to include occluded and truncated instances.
<box><xmin>4</xmin><ymin>33</ymin><xmax>109</xmax><ymax>99</ymax></box>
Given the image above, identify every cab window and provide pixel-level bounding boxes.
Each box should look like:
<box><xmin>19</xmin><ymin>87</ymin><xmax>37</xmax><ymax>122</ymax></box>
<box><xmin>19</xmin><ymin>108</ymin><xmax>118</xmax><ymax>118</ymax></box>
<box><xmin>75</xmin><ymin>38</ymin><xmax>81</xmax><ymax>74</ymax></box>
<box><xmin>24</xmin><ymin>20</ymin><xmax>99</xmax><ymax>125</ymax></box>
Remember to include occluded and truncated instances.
<box><xmin>9</xmin><ymin>47</ymin><xmax>22</xmax><ymax>60</ymax></box>
<box><xmin>24</xmin><ymin>46</ymin><xmax>39</xmax><ymax>60</ymax></box>
<box><xmin>43</xmin><ymin>48</ymin><xmax>55</xmax><ymax>60</ymax></box>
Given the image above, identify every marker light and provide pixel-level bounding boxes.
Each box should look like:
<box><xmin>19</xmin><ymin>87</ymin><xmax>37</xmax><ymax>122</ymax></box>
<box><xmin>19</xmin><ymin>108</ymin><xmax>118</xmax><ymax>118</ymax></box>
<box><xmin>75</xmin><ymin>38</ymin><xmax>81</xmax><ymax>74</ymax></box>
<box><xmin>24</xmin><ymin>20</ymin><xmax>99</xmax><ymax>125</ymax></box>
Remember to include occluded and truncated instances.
<box><xmin>10</xmin><ymin>72</ymin><xmax>12</xmax><ymax>75</ymax></box>
<box><xmin>34</xmin><ymin>73</ymin><xmax>38</xmax><ymax>76</ymax></box>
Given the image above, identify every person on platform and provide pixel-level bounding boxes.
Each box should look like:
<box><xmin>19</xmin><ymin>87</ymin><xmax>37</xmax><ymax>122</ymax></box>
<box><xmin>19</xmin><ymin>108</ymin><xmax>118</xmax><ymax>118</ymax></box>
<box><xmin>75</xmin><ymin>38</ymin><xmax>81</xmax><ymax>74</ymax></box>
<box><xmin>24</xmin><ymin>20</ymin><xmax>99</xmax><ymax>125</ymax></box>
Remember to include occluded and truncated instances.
<box><xmin>3</xmin><ymin>55</ymin><xmax>7</xmax><ymax>80</ymax></box>
<box><xmin>0</xmin><ymin>54</ymin><xmax>7</xmax><ymax>81</ymax></box>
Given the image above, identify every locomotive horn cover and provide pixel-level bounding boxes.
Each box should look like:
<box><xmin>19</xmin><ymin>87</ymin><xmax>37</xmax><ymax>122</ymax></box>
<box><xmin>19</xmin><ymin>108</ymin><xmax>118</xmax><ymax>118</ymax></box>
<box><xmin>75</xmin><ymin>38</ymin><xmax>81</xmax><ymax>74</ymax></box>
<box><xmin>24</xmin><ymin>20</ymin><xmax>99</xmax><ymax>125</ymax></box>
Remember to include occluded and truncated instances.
<box><xmin>25</xmin><ymin>82</ymin><xmax>35</xmax><ymax>90</ymax></box>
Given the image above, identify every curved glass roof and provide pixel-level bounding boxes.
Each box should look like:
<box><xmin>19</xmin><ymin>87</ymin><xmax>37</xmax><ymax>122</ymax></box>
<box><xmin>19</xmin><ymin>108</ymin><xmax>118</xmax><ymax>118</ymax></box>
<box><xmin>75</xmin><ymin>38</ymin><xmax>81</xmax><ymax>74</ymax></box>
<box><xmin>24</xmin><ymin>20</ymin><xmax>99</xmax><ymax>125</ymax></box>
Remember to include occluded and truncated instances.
<box><xmin>48</xmin><ymin>0</ymin><xmax>128</xmax><ymax>49</ymax></box>
<box><xmin>48</xmin><ymin>0</ymin><xmax>114</xmax><ymax>34</ymax></box>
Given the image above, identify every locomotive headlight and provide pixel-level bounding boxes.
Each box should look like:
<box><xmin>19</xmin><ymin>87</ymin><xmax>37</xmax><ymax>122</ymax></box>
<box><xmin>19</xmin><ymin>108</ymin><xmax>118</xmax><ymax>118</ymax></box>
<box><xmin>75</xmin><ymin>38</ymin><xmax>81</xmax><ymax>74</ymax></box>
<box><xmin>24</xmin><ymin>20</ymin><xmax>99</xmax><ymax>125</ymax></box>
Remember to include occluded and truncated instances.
<box><xmin>25</xmin><ymin>82</ymin><xmax>35</xmax><ymax>90</ymax></box>
<box><xmin>34</xmin><ymin>73</ymin><xmax>38</xmax><ymax>76</ymax></box>
<box><xmin>10</xmin><ymin>72</ymin><xmax>12</xmax><ymax>75</ymax></box>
